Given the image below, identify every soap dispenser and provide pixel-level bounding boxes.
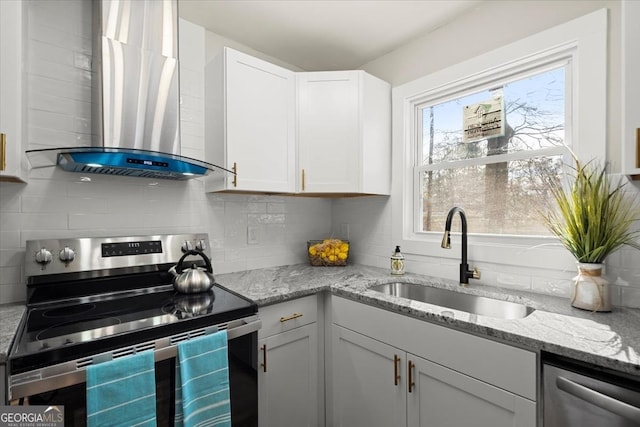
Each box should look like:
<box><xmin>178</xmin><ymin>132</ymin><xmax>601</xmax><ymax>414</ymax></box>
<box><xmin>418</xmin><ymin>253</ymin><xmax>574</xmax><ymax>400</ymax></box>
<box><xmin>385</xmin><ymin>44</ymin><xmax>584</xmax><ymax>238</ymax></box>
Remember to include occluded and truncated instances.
<box><xmin>390</xmin><ymin>246</ymin><xmax>405</xmax><ymax>275</ymax></box>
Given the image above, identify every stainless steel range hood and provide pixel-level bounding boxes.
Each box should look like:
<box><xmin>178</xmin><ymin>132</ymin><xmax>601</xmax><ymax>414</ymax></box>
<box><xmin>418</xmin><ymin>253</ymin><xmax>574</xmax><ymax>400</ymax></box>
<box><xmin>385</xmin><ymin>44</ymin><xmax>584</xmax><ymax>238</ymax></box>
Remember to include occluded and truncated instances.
<box><xmin>26</xmin><ymin>0</ymin><xmax>231</xmax><ymax>181</ymax></box>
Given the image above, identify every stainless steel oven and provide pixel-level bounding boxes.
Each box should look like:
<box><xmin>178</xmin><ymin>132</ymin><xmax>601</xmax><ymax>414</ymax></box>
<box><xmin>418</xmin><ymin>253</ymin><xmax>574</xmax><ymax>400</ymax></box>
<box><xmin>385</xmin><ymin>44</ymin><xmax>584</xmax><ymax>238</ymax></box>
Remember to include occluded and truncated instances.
<box><xmin>8</xmin><ymin>234</ymin><xmax>260</xmax><ymax>427</ymax></box>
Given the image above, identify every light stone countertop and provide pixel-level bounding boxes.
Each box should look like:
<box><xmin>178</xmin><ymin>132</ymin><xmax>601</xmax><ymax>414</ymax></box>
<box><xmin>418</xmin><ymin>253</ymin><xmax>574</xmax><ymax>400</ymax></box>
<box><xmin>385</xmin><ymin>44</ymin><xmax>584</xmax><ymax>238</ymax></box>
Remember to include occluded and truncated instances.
<box><xmin>0</xmin><ymin>304</ymin><xmax>25</xmax><ymax>364</ymax></box>
<box><xmin>1</xmin><ymin>264</ymin><xmax>639</xmax><ymax>378</ymax></box>
<box><xmin>214</xmin><ymin>264</ymin><xmax>640</xmax><ymax>377</ymax></box>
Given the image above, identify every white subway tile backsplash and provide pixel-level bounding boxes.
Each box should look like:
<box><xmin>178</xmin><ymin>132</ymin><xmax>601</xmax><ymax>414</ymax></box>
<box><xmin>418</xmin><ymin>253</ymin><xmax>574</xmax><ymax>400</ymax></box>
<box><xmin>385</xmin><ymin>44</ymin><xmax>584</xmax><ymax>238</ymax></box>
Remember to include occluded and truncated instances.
<box><xmin>28</xmin><ymin>126</ymin><xmax>93</xmax><ymax>149</ymax></box>
<box><xmin>1</xmin><ymin>212</ymin><xmax>69</xmax><ymax>231</ymax></box>
<box><xmin>29</xmin><ymin>109</ymin><xmax>90</xmax><ymax>135</ymax></box>
<box><xmin>620</xmin><ymin>286</ymin><xmax>640</xmax><ymax>309</ymax></box>
<box><xmin>0</xmin><ymin>266</ymin><xmax>22</xmax><ymax>286</ymax></box>
<box><xmin>28</xmin><ymin>60</ymin><xmax>92</xmax><ymax>86</ymax></box>
<box><xmin>29</xmin><ymin>0</ymin><xmax>92</xmax><ymax>38</ymax></box>
<box><xmin>0</xmin><ymin>250</ymin><xmax>25</xmax><ymax>270</ymax></box>
<box><xmin>531</xmin><ymin>276</ymin><xmax>573</xmax><ymax>297</ymax></box>
<box><xmin>0</xmin><ymin>283</ymin><xmax>26</xmax><ymax>305</ymax></box>
<box><xmin>28</xmin><ymin>92</ymin><xmax>92</xmax><ymax>118</ymax></box>
<box><xmin>30</xmin><ymin>75</ymin><xmax>91</xmax><ymax>102</ymax></box>
<box><xmin>0</xmin><ymin>231</ymin><xmax>21</xmax><ymax>249</ymax></box>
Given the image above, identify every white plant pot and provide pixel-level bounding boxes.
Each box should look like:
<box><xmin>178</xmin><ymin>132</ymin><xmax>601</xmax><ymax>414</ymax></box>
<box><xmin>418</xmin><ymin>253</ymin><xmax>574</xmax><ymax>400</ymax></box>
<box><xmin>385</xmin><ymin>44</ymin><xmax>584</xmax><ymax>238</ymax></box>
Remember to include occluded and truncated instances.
<box><xmin>571</xmin><ymin>262</ymin><xmax>611</xmax><ymax>312</ymax></box>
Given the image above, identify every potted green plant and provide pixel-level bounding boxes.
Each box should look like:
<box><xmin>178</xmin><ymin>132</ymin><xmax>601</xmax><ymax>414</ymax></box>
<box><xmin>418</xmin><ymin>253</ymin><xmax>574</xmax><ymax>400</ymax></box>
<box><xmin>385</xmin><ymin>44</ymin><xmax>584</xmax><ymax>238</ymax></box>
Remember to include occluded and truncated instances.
<box><xmin>542</xmin><ymin>155</ymin><xmax>640</xmax><ymax>311</ymax></box>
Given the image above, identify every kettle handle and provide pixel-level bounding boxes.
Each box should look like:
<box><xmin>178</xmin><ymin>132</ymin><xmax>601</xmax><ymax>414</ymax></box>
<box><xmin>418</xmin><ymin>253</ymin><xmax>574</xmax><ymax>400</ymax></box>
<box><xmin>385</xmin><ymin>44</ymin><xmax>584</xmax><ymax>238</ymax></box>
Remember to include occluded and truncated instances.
<box><xmin>175</xmin><ymin>249</ymin><xmax>213</xmax><ymax>274</ymax></box>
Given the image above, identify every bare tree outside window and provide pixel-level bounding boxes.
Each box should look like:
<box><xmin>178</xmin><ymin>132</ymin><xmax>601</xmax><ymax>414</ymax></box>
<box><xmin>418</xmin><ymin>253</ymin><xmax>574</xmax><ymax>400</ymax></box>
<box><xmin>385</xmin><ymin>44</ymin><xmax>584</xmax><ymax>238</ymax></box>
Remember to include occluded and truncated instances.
<box><xmin>419</xmin><ymin>67</ymin><xmax>566</xmax><ymax>235</ymax></box>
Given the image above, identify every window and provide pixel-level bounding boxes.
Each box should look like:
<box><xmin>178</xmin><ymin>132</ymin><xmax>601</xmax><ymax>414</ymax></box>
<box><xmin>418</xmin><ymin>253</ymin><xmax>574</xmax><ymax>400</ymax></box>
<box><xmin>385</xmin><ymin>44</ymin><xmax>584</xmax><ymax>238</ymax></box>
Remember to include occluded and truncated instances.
<box><xmin>392</xmin><ymin>9</ymin><xmax>607</xmax><ymax>270</ymax></box>
<box><xmin>418</xmin><ymin>65</ymin><xmax>567</xmax><ymax>236</ymax></box>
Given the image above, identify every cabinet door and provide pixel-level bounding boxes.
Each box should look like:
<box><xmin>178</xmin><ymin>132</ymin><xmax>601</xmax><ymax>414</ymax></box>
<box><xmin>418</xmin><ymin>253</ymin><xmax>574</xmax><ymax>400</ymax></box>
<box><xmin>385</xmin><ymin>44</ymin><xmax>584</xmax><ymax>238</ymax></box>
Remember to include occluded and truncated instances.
<box><xmin>0</xmin><ymin>0</ymin><xmax>24</xmax><ymax>182</ymax></box>
<box><xmin>622</xmin><ymin>0</ymin><xmax>640</xmax><ymax>175</ymax></box>
<box><xmin>258</xmin><ymin>323</ymin><xmax>318</xmax><ymax>427</ymax></box>
<box><xmin>407</xmin><ymin>355</ymin><xmax>536</xmax><ymax>427</ymax></box>
<box><xmin>332</xmin><ymin>325</ymin><xmax>406</xmax><ymax>427</ymax></box>
<box><xmin>225</xmin><ymin>48</ymin><xmax>296</xmax><ymax>193</ymax></box>
<box><xmin>298</xmin><ymin>71</ymin><xmax>361</xmax><ymax>193</ymax></box>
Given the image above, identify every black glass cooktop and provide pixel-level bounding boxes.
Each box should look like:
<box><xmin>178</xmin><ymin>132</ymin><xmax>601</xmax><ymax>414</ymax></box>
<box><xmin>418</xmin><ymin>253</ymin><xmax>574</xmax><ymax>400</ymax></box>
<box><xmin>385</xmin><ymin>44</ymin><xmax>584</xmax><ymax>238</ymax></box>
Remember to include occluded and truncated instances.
<box><xmin>10</xmin><ymin>280</ymin><xmax>256</xmax><ymax>374</ymax></box>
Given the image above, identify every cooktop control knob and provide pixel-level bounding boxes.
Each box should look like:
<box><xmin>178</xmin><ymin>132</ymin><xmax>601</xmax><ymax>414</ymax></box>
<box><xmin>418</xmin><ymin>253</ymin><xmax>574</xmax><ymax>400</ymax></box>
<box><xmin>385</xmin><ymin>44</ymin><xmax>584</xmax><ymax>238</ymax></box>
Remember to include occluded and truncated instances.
<box><xmin>59</xmin><ymin>246</ymin><xmax>76</xmax><ymax>263</ymax></box>
<box><xmin>181</xmin><ymin>241</ymin><xmax>194</xmax><ymax>253</ymax></box>
<box><xmin>35</xmin><ymin>248</ymin><xmax>53</xmax><ymax>265</ymax></box>
<box><xmin>195</xmin><ymin>239</ymin><xmax>207</xmax><ymax>251</ymax></box>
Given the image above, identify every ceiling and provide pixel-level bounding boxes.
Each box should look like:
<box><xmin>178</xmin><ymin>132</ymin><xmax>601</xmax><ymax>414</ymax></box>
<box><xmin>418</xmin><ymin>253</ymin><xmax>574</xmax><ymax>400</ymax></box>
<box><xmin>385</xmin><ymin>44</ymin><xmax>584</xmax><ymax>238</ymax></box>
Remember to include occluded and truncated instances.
<box><xmin>179</xmin><ymin>0</ymin><xmax>483</xmax><ymax>71</ymax></box>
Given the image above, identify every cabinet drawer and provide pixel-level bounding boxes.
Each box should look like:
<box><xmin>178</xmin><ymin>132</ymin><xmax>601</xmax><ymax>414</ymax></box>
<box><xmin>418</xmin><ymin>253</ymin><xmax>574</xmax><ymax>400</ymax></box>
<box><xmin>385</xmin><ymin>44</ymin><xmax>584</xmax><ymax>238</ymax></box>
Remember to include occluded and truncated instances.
<box><xmin>259</xmin><ymin>295</ymin><xmax>318</xmax><ymax>338</ymax></box>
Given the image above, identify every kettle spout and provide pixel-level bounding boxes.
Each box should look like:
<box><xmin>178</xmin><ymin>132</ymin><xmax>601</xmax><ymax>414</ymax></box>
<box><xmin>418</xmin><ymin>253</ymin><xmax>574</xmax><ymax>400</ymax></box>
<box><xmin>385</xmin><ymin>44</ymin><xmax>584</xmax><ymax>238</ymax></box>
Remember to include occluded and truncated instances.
<box><xmin>168</xmin><ymin>265</ymin><xmax>178</xmax><ymax>278</ymax></box>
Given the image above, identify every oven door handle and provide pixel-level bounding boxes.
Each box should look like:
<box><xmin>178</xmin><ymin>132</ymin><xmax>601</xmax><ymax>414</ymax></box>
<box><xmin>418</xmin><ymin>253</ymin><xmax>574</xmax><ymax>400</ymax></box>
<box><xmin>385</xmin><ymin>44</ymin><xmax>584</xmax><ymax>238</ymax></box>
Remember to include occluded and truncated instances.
<box><xmin>155</xmin><ymin>316</ymin><xmax>262</xmax><ymax>362</ymax></box>
<box><xmin>9</xmin><ymin>315</ymin><xmax>262</xmax><ymax>401</ymax></box>
<box><xmin>556</xmin><ymin>376</ymin><xmax>640</xmax><ymax>422</ymax></box>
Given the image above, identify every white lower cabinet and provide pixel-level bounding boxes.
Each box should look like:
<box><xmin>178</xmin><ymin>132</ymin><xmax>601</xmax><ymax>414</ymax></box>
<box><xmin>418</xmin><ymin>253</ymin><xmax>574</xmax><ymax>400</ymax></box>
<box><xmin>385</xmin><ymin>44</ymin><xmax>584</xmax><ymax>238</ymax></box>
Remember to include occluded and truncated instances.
<box><xmin>408</xmin><ymin>355</ymin><xmax>536</xmax><ymax>427</ymax></box>
<box><xmin>258</xmin><ymin>296</ymin><xmax>321</xmax><ymax>427</ymax></box>
<box><xmin>332</xmin><ymin>325</ymin><xmax>406</xmax><ymax>427</ymax></box>
<box><xmin>330</xmin><ymin>296</ymin><xmax>537</xmax><ymax>427</ymax></box>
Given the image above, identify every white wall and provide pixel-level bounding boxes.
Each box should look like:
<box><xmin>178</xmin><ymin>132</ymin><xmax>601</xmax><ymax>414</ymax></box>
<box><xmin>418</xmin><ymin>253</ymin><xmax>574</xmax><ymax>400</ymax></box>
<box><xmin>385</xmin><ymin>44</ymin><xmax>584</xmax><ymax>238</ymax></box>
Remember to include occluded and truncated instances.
<box><xmin>332</xmin><ymin>0</ymin><xmax>640</xmax><ymax>307</ymax></box>
<box><xmin>0</xmin><ymin>0</ymin><xmax>331</xmax><ymax>304</ymax></box>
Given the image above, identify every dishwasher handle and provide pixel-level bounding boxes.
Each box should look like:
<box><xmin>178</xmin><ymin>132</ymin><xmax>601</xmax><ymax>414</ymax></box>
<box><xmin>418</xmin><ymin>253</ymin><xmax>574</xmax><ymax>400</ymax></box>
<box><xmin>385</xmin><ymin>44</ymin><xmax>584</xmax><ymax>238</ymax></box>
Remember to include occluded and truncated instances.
<box><xmin>557</xmin><ymin>376</ymin><xmax>640</xmax><ymax>422</ymax></box>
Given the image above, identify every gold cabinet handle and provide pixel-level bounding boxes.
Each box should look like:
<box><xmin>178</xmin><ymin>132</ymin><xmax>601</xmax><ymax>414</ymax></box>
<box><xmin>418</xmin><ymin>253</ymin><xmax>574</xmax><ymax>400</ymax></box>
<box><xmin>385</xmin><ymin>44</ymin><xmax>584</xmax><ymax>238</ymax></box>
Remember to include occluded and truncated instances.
<box><xmin>0</xmin><ymin>133</ymin><xmax>6</xmax><ymax>171</ymax></box>
<box><xmin>279</xmin><ymin>312</ymin><xmax>303</xmax><ymax>323</ymax></box>
<box><xmin>301</xmin><ymin>169</ymin><xmax>306</xmax><ymax>191</ymax></box>
<box><xmin>636</xmin><ymin>128</ymin><xmax>640</xmax><ymax>169</ymax></box>
<box><xmin>232</xmin><ymin>162</ymin><xmax>238</xmax><ymax>187</ymax></box>
<box><xmin>408</xmin><ymin>360</ymin><xmax>415</xmax><ymax>393</ymax></box>
<box><xmin>261</xmin><ymin>344</ymin><xmax>267</xmax><ymax>373</ymax></box>
<box><xmin>393</xmin><ymin>354</ymin><xmax>401</xmax><ymax>386</ymax></box>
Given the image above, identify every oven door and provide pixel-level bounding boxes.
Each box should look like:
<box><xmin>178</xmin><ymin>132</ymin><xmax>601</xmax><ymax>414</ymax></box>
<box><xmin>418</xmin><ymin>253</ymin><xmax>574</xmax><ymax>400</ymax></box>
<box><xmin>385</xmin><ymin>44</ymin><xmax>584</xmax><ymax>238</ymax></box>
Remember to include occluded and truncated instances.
<box><xmin>9</xmin><ymin>316</ymin><xmax>261</xmax><ymax>427</ymax></box>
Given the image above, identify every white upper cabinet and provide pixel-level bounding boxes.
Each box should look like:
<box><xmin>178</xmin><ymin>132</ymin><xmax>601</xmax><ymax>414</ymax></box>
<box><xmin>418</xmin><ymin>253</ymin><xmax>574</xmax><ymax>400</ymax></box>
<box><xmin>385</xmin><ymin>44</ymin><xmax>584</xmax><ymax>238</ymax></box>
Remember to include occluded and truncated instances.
<box><xmin>0</xmin><ymin>0</ymin><xmax>25</xmax><ymax>183</ymax></box>
<box><xmin>622</xmin><ymin>0</ymin><xmax>640</xmax><ymax>175</ymax></box>
<box><xmin>204</xmin><ymin>47</ymin><xmax>296</xmax><ymax>193</ymax></box>
<box><xmin>297</xmin><ymin>71</ymin><xmax>391</xmax><ymax>195</ymax></box>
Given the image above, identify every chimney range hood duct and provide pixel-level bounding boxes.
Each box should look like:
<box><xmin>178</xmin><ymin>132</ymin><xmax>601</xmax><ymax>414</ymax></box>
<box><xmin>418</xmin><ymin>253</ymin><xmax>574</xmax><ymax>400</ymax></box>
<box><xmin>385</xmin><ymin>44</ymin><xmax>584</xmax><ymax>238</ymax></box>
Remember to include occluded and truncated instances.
<box><xmin>26</xmin><ymin>0</ymin><xmax>231</xmax><ymax>181</ymax></box>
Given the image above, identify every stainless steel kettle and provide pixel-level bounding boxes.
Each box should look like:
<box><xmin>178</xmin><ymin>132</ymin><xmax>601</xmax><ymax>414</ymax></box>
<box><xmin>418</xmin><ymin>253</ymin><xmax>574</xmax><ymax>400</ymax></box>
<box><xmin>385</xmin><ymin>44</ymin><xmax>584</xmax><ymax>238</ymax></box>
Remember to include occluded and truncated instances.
<box><xmin>169</xmin><ymin>249</ymin><xmax>215</xmax><ymax>293</ymax></box>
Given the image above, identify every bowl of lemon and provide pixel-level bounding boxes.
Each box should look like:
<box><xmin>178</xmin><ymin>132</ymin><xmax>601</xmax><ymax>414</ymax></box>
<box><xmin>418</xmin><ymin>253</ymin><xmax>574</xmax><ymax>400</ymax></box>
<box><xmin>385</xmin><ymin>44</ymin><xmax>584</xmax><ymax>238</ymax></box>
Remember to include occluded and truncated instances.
<box><xmin>307</xmin><ymin>239</ymin><xmax>349</xmax><ymax>266</ymax></box>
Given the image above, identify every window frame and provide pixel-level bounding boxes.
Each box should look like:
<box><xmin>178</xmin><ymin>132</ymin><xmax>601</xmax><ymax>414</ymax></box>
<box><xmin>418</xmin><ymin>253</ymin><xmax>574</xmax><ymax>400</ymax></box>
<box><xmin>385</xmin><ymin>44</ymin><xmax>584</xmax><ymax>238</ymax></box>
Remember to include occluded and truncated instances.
<box><xmin>391</xmin><ymin>9</ymin><xmax>607</xmax><ymax>271</ymax></box>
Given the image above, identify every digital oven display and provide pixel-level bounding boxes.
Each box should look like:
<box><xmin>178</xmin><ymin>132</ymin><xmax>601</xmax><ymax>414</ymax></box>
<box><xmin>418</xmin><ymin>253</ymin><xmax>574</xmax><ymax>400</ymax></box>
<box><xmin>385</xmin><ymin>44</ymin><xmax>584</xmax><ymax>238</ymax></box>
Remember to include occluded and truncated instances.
<box><xmin>101</xmin><ymin>240</ymin><xmax>163</xmax><ymax>257</ymax></box>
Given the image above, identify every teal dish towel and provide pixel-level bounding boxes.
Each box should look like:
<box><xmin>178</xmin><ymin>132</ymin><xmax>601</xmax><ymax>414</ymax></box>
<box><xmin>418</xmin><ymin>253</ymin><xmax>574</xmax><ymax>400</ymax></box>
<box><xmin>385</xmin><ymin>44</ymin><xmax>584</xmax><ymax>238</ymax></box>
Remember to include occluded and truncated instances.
<box><xmin>175</xmin><ymin>330</ymin><xmax>231</xmax><ymax>427</ymax></box>
<box><xmin>86</xmin><ymin>350</ymin><xmax>157</xmax><ymax>427</ymax></box>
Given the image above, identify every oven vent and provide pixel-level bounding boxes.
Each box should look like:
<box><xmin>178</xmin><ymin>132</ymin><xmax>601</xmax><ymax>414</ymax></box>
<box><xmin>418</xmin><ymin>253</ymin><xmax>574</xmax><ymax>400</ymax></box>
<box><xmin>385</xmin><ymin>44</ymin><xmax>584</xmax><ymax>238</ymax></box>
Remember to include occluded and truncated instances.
<box><xmin>76</xmin><ymin>342</ymin><xmax>157</xmax><ymax>369</ymax></box>
<box><xmin>170</xmin><ymin>322</ymin><xmax>230</xmax><ymax>346</ymax></box>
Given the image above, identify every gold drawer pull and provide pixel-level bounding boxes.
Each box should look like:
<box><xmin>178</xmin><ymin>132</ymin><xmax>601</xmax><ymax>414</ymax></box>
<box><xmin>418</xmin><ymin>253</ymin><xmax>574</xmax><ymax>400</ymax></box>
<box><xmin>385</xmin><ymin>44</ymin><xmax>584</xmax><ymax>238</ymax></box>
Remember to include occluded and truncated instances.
<box><xmin>1</xmin><ymin>133</ymin><xmax>6</xmax><ymax>171</ymax></box>
<box><xmin>279</xmin><ymin>312</ymin><xmax>303</xmax><ymax>323</ymax></box>
<box><xmin>408</xmin><ymin>360</ymin><xmax>415</xmax><ymax>393</ymax></box>
<box><xmin>232</xmin><ymin>162</ymin><xmax>238</xmax><ymax>187</ymax></box>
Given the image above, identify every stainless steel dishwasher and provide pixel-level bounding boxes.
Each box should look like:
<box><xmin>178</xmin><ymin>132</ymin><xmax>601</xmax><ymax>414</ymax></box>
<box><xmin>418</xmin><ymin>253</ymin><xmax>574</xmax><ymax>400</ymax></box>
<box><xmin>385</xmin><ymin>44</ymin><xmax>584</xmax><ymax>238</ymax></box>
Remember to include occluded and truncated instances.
<box><xmin>543</xmin><ymin>354</ymin><xmax>640</xmax><ymax>426</ymax></box>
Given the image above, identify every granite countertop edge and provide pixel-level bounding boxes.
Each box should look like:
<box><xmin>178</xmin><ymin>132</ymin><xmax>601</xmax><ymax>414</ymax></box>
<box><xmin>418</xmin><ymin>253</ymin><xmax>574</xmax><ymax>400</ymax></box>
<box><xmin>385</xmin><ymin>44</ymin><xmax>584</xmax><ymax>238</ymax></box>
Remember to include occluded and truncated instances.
<box><xmin>217</xmin><ymin>264</ymin><xmax>640</xmax><ymax>377</ymax></box>
<box><xmin>2</xmin><ymin>263</ymin><xmax>639</xmax><ymax>378</ymax></box>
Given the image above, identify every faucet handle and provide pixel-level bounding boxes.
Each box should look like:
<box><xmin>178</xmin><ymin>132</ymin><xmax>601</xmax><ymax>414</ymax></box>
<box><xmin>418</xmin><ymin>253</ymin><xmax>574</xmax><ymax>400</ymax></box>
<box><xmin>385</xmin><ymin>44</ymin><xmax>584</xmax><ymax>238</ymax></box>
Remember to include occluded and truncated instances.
<box><xmin>471</xmin><ymin>267</ymin><xmax>481</xmax><ymax>280</ymax></box>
